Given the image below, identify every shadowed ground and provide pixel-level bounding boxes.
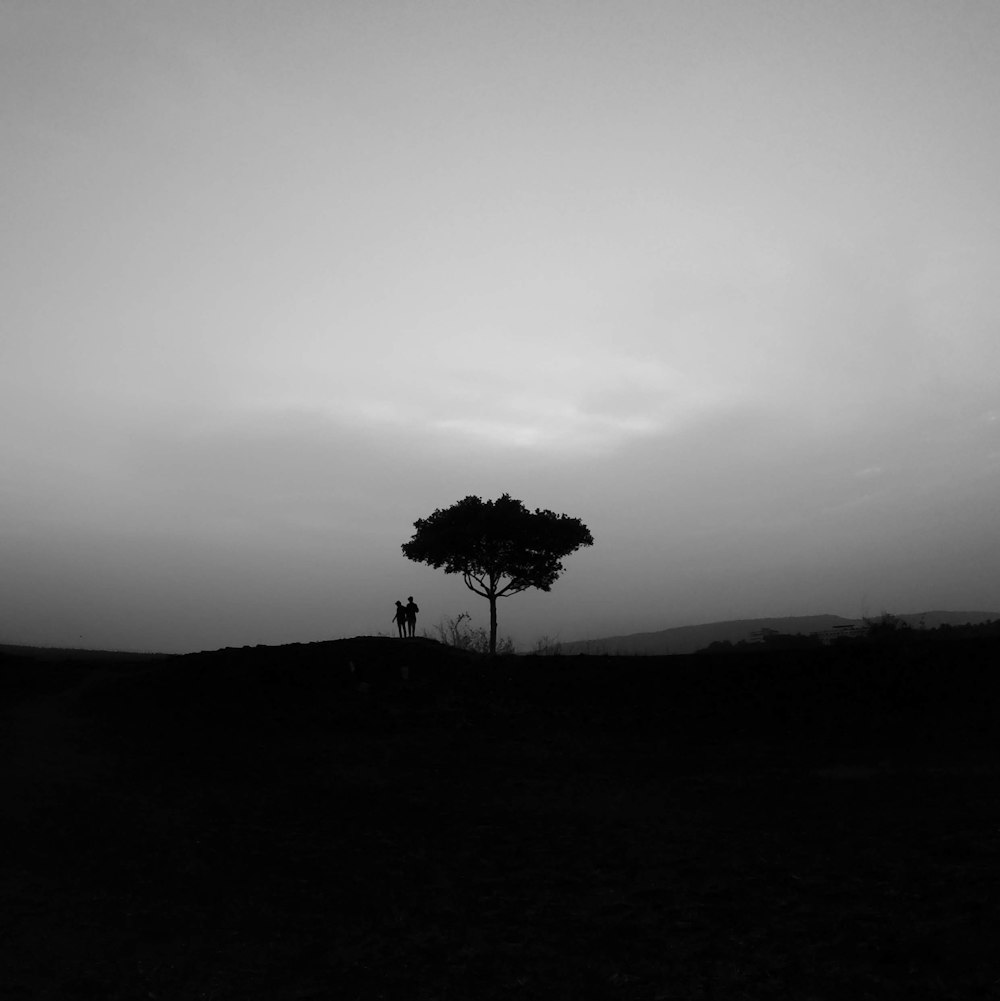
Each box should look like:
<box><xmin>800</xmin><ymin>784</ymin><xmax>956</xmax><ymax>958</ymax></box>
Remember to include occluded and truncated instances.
<box><xmin>2</xmin><ymin>635</ymin><xmax>999</xmax><ymax>999</ymax></box>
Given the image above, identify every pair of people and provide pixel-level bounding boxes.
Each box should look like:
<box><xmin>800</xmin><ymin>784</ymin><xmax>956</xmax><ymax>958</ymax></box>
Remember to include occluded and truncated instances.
<box><xmin>392</xmin><ymin>596</ymin><xmax>419</xmax><ymax>638</ymax></box>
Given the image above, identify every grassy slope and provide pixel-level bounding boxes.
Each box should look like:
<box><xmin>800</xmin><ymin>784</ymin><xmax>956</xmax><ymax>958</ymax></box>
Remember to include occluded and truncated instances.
<box><xmin>2</xmin><ymin>635</ymin><xmax>999</xmax><ymax>999</ymax></box>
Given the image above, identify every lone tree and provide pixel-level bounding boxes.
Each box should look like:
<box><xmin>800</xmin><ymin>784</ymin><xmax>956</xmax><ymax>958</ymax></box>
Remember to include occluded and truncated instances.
<box><xmin>401</xmin><ymin>494</ymin><xmax>594</xmax><ymax>655</ymax></box>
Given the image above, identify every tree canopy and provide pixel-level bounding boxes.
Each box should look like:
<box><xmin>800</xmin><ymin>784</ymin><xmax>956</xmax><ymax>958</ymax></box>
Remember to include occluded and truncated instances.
<box><xmin>401</xmin><ymin>494</ymin><xmax>594</xmax><ymax>653</ymax></box>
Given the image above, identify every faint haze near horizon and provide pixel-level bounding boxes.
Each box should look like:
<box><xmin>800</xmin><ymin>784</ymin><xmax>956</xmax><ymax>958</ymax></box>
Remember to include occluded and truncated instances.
<box><xmin>3</xmin><ymin>1</ymin><xmax>999</xmax><ymax>654</ymax></box>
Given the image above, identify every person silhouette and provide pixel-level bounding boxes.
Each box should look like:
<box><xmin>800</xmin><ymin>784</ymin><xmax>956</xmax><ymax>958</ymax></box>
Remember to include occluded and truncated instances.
<box><xmin>392</xmin><ymin>600</ymin><xmax>407</xmax><ymax>638</ymax></box>
<box><xmin>405</xmin><ymin>596</ymin><xmax>419</xmax><ymax>638</ymax></box>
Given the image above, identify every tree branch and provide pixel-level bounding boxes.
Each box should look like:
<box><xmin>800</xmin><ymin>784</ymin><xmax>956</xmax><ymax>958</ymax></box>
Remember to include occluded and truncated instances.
<box><xmin>463</xmin><ymin>572</ymin><xmax>490</xmax><ymax>598</ymax></box>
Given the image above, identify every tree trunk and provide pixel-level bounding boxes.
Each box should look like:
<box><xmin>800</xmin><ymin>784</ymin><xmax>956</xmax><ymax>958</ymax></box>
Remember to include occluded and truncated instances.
<box><xmin>488</xmin><ymin>594</ymin><xmax>498</xmax><ymax>655</ymax></box>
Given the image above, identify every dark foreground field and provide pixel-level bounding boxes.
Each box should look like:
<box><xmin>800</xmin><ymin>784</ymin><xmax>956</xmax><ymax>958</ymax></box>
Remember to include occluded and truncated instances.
<box><xmin>3</xmin><ymin>634</ymin><xmax>999</xmax><ymax>1000</ymax></box>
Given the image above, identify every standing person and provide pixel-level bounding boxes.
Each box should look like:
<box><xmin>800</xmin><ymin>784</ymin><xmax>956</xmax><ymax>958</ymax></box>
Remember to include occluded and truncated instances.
<box><xmin>405</xmin><ymin>596</ymin><xmax>419</xmax><ymax>638</ymax></box>
<box><xmin>392</xmin><ymin>600</ymin><xmax>407</xmax><ymax>638</ymax></box>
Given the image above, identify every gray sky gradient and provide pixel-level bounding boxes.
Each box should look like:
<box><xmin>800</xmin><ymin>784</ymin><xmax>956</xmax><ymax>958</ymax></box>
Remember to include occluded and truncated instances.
<box><xmin>3</xmin><ymin>1</ymin><xmax>999</xmax><ymax>652</ymax></box>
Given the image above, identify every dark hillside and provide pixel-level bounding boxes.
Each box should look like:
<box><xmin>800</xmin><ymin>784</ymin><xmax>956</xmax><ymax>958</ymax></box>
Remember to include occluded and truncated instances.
<box><xmin>556</xmin><ymin>615</ymin><xmax>858</xmax><ymax>655</ymax></box>
<box><xmin>556</xmin><ymin>610</ymin><xmax>1000</xmax><ymax>655</ymax></box>
<box><xmin>3</xmin><ymin>634</ymin><xmax>999</xmax><ymax>999</ymax></box>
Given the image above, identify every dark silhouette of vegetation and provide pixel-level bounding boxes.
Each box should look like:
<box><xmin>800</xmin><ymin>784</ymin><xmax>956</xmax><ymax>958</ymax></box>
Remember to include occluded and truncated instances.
<box><xmin>401</xmin><ymin>494</ymin><xmax>593</xmax><ymax>654</ymax></box>
<box><xmin>699</xmin><ymin>632</ymin><xmax>824</xmax><ymax>655</ymax></box>
<box><xmin>862</xmin><ymin>611</ymin><xmax>912</xmax><ymax>640</ymax></box>
<box><xmin>426</xmin><ymin>612</ymin><xmax>517</xmax><ymax>655</ymax></box>
<box><xmin>695</xmin><ymin>614</ymin><xmax>1000</xmax><ymax>655</ymax></box>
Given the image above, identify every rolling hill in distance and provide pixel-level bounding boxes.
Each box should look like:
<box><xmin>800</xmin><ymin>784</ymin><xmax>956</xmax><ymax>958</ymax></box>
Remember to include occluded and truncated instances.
<box><xmin>557</xmin><ymin>610</ymin><xmax>1000</xmax><ymax>656</ymax></box>
<box><xmin>3</xmin><ymin>611</ymin><xmax>999</xmax><ymax>661</ymax></box>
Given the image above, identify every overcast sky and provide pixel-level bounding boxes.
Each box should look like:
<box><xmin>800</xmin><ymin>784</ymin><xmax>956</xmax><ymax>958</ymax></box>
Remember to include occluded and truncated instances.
<box><xmin>3</xmin><ymin>0</ymin><xmax>999</xmax><ymax>653</ymax></box>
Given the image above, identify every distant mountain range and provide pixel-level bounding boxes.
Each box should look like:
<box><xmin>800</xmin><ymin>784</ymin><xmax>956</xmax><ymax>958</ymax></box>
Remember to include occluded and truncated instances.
<box><xmin>555</xmin><ymin>610</ymin><xmax>1000</xmax><ymax>656</ymax></box>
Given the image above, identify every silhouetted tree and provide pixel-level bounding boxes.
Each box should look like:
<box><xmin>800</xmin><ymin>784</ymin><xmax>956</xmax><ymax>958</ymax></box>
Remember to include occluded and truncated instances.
<box><xmin>401</xmin><ymin>494</ymin><xmax>594</xmax><ymax>654</ymax></box>
<box><xmin>863</xmin><ymin>612</ymin><xmax>913</xmax><ymax>644</ymax></box>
